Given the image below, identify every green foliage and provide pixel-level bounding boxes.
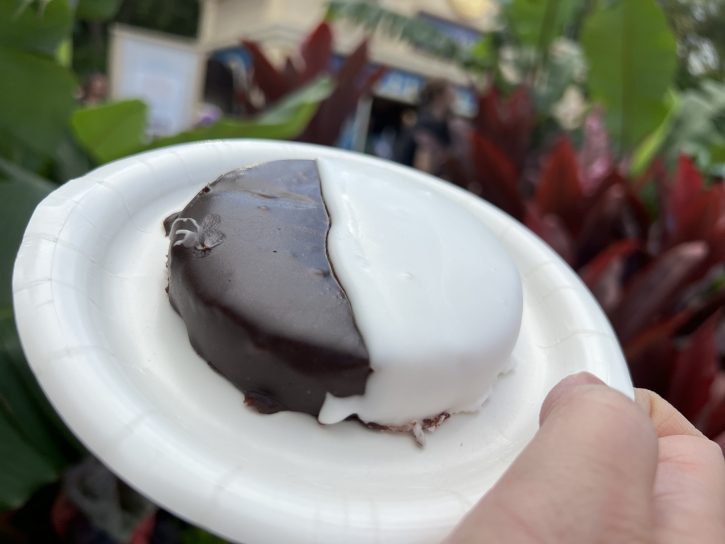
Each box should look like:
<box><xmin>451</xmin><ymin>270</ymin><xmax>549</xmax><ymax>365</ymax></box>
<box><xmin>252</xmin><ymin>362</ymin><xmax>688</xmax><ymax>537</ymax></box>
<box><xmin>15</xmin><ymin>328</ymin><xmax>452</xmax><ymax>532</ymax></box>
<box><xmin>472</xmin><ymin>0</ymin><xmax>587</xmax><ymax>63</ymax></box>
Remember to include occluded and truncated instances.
<box><xmin>0</xmin><ymin>1</ymin><xmax>77</xmax><ymax>167</ymax></box>
<box><xmin>181</xmin><ymin>526</ymin><xmax>229</xmax><ymax>544</ymax></box>
<box><xmin>152</xmin><ymin>76</ymin><xmax>333</xmax><ymax>148</ymax></box>
<box><xmin>506</xmin><ymin>0</ymin><xmax>579</xmax><ymax>51</ymax></box>
<box><xmin>0</xmin><ymin>48</ymin><xmax>77</xmax><ymax>161</ymax></box>
<box><xmin>72</xmin><ymin>77</ymin><xmax>333</xmax><ymax>164</ymax></box>
<box><xmin>71</xmin><ymin>99</ymin><xmax>148</xmax><ymax>164</ymax></box>
<box><xmin>0</xmin><ymin>162</ymin><xmax>81</xmax><ymax>512</ymax></box>
<box><xmin>326</xmin><ymin>0</ymin><xmax>491</xmax><ymax>72</ymax></box>
<box><xmin>630</xmin><ymin>92</ymin><xmax>679</xmax><ymax>176</ymax></box>
<box><xmin>0</xmin><ymin>414</ymin><xmax>57</xmax><ymax>511</ymax></box>
<box><xmin>661</xmin><ymin>0</ymin><xmax>725</xmax><ymax>87</ymax></box>
<box><xmin>582</xmin><ymin>0</ymin><xmax>678</xmax><ymax>153</ymax></box>
<box><xmin>0</xmin><ymin>0</ymin><xmax>73</xmax><ymax>56</ymax></box>
<box><xmin>662</xmin><ymin>79</ymin><xmax>725</xmax><ymax>171</ymax></box>
<box><xmin>115</xmin><ymin>0</ymin><xmax>199</xmax><ymax>38</ymax></box>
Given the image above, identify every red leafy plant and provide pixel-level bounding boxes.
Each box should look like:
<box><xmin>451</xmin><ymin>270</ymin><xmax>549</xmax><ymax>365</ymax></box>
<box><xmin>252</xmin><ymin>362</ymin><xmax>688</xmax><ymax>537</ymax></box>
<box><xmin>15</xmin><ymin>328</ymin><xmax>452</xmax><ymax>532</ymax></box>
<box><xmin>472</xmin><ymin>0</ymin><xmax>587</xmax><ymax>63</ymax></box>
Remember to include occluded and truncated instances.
<box><xmin>239</xmin><ymin>22</ymin><xmax>385</xmax><ymax>145</ymax></box>
<box><xmin>447</xmin><ymin>88</ymin><xmax>725</xmax><ymax>449</ymax></box>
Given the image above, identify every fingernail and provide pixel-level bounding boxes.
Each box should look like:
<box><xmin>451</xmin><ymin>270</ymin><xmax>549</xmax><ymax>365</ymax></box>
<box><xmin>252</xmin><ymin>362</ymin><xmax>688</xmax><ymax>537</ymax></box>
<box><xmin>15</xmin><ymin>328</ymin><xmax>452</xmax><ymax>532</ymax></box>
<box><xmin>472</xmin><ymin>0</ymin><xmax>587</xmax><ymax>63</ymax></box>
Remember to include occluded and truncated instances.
<box><xmin>540</xmin><ymin>372</ymin><xmax>605</xmax><ymax>423</ymax></box>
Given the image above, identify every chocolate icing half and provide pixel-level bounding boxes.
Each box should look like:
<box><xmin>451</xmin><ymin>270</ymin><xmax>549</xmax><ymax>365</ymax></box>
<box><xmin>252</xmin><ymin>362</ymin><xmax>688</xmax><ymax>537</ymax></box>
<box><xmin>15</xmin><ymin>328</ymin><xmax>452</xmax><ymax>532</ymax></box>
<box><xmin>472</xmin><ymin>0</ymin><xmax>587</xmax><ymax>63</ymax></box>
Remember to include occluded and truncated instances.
<box><xmin>165</xmin><ymin>160</ymin><xmax>371</xmax><ymax>416</ymax></box>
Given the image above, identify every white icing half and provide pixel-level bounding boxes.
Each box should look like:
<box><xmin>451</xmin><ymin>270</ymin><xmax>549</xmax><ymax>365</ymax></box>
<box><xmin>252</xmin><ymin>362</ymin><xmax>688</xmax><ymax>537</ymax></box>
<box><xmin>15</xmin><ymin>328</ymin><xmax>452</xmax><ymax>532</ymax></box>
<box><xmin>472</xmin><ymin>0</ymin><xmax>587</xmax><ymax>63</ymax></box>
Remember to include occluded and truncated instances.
<box><xmin>317</xmin><ymin>159</ymin><xmax>523</xmax><ymax>427</ymax></box>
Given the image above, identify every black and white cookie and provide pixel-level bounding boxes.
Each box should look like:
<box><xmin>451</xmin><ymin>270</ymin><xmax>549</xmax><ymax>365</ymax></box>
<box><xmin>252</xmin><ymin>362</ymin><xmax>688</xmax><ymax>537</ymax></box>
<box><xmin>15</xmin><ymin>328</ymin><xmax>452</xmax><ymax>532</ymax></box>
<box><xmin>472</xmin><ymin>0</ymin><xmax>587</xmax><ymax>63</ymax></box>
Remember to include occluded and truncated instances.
<box><xmin>165</xmin><ymin>159</ymin><xmax>523</xmax><ymax>441</ymax></box>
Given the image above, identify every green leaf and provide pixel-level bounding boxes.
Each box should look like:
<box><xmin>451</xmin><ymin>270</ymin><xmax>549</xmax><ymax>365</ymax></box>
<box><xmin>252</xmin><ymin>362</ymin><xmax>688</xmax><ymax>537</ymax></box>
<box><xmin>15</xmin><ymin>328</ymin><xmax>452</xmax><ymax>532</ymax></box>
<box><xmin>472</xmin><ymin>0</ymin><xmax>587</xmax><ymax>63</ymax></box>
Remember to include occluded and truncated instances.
<box><xmin>710</xmin><ymin>143</ymin><xmax>725</xmax><ymax>164</ymax></box>
<box><xmin>149</xmin><ymin>76</ymin><xmax>333</xmax><ymax>149</ymax></box>
<box><xmin>0</xmin><ymin>168</ymin><xmax>61</xmax><ymax>513</ymax></box>
<box><xmin>0</xmin><ymin>0</ymin><xmax>73</xmax><ymax>57</ymax></box>
<box><xmin>0</xmin><ymin>314</ymin><xmax>75</xmax><ymax>472</ymax></box>
<box><xmin>52</xmin><ymin>133</ymin><xmax>94</xmax><ymax>181</ymax></box>
<box><xmin>0</xmin><ymin>46</ymin><xmax>77</xmax><ymax>159</ymax></box>
<box><xmin>0</xmin><ymin>410</ymin><xmax>58</xmax><ymax>511</ymax></box>
<box><xmin>507</xmin><ymin>0</ymin><xmax>579</xmax><ymax>50</ymax></box>
<box><xmin>70</xmin><ymin>99</ymin><xmax>148</xmax><ymax>164</ymax></box>
<box><xmin>581</xmin><ymin>0</ymin><xmax>678</xmax><ymax>153</ymax></box>
<box><xmin>0</xmin><ymin>167</ymin><xmax>55</xmax><ymax>310</ymax></box>
<box><xmin>0</xmin><ymin>168</ymin><xmax>80</xmax><ymax>511</ymax></box>
<box><xmin>181</xmin><ymin>526</ymin><xmax>229</xmax><ymax>544</ymax></box>
<box><xmin>630</xmin><ymin>91</ymin><xmax>679</xmax><ymax>176</ymax></box>
<box><xmin>75</xmin><ymin>0</ymin><xmax>122</xmax><ymax>21</ymax></box>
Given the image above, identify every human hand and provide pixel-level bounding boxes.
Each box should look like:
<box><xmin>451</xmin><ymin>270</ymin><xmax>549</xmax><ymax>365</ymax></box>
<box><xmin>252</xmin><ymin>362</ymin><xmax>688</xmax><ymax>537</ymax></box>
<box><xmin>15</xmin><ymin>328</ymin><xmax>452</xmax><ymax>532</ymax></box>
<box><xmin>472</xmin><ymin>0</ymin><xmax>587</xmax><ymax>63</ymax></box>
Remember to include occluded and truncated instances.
<box><xmin>446</xmin><ymin>372</ymin><xmax>725</xmax><ymax>543</ymax></box>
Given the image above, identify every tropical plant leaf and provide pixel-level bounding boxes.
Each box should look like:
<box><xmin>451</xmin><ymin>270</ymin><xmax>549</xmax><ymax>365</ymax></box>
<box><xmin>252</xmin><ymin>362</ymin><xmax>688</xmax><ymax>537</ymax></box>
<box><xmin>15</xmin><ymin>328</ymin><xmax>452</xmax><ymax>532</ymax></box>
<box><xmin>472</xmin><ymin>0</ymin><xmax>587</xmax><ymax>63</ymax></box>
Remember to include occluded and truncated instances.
<box><xmin>612</xmin><ymin>242</ymin><xmax>708</xmax><ymax>342</ymax></box>
<box><xmin>535</xmin><ymin>137</ymin><xmax>582</xmax><ymax>228</ymax></box>
<box><xmin>0</xmin><ymin>312</ymin><xmax>78</xmax><ymax>467</ymax></box>
<box><xmin>326</xmin><ymin>0</ymin><xmax>477</xmax><ymax>70</ymax></box>
<box><xmin>0</xmin><ymin>167</ymin><xmax>84</xmax><ymax>512</ymax></box>
<box><xmin>668</xmin><ymin>312</ymin><xmax>719</xmax><ymax>422</ymax></box>
<box><xmin>579</xmin><ymin>239</ymin><xmax>641</xmax><ymax>312</ymax></box>
<box><xmin>468</xmin><ymin>133</ymin><xmax>525</xmax><ymax>219</ymax></box>
<box><xmin>70</xmin><ymin>99</ymin><xmax>148</xmax><ymax>164</ymax></box>
<box><xmin>667</xmin><ymin>155</ymin><xmax>704</xmax><ymax>233</ymax></box>
<box><xmin>152</xmin><ymin>76</ymin><xmax>333</xmax><ymax>149</ymax></box>
<box><xmin>575</xmin><ymin>184</ymin><xmax>628</xmax><ymax>264</ymax></box>
<box><xmin>241</xmin><ymin>40</ymin><xmax>296</xmax><ymax>104</ymax></box>
<box><xmin>581</xmin><ymin>0</ymin><xmax>677</xmax><ymax>153</ymax></box>
<box><xmin>299</xmin><ymin>41</ymin><xmax>385</xmax><ymax>145</ymax></box>
<box><xmin>670</xmin><ymin>185</ymin><xmax>724</xmax><ymax>247</ymax></box>
<box><xmin>506</xmin><ymin>0</ymin><xmax>578</xmax><ymax>51</ymax></box>
<box><xmin>0</xmin><ymin>412</ymin><xmax>58</xmax><ymax>511</ymax></box>
<box><xmin>630</xmin><ymin>91</ymin><xmax>678</xmax><ymax>176</ymax></box>
<box><xmin>524</xmin><ymin>205</ymin><xmax>575</xmax><ymax>264</ymax></box>
<box><xmin>181</xmin><ymin>526</ymin><xmax>228</xmax><ymax>544</ymax></box>
<box><xmin>0</xmin><ymin>0</ymin><xmax>73</xmax><ymax>57</ymax></box>
<box><xmin>473</xmin><ymin>87</ymin><xmax>534</xmax><ymax>171</ymax></box>
<box><xmin>0</xmin><ymin>46</ymin><xmax>77</xmax><ymax>159</ymax></box>
<box><xmin>299</xmin><ymin>22</ymin><xmax>333</xmax><ymax>84</ymax></box>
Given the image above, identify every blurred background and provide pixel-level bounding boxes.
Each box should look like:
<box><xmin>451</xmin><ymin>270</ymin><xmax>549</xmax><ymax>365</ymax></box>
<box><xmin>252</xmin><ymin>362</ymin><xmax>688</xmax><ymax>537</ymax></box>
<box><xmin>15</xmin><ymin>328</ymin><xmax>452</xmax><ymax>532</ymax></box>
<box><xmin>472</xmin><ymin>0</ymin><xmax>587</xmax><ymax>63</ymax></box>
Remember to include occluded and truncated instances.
<box><xmin>1</xmin><ymin>0</ymin><xmax>724</xmax><ymax>542</ymax></box>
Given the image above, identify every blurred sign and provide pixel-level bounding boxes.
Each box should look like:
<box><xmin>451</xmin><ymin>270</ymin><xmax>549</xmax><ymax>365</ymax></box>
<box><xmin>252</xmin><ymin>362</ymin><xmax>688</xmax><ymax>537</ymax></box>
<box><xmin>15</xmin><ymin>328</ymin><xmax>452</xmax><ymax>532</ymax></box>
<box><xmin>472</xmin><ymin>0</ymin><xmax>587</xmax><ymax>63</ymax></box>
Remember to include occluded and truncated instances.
<box><xmin>417</xmin><ymin>11</ymin><xmax>483</xmax><ymax>49</ymax></box>
<box><xmin>375</xmin><ymin>69</ymin><xmax>426</xmax><ymax>104</ymax></box>
<box><xmin>110</xmin><ymin>25</ymin><xmax>204</xmax><ymax>136</ymax></box>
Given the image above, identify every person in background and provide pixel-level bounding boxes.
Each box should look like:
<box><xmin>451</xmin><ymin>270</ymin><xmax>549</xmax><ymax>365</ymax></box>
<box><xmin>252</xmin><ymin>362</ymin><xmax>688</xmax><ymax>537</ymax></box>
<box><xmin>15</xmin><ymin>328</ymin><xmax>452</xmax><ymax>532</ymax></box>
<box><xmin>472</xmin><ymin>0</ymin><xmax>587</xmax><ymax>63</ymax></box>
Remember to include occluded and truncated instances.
<box><xmin>394</xmin><ymin>78</ymin><xmax>456</xmax><ymax>175</ymax></box>
<box><xmin>78</xmin><ymin>72</ymin><xmax>108</xmax><ymax>106</ymax></box>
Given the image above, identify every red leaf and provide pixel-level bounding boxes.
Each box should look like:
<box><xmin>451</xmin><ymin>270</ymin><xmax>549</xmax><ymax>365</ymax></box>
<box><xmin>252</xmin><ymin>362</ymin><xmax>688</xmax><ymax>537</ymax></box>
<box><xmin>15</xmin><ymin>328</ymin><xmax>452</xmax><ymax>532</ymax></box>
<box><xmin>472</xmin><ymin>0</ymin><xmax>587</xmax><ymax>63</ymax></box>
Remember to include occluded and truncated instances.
<box><xmin>468</xmin><ymin>132</ymin><xmax>525</xmax><ymax>218</ymax></box>
<box><xmin>579</xmin><ymin>240</ymin><xmax>640</xmax><ymax>313</ymax></box>
<box><xmin>299</xmin><ymin>40</ymin><xmax>385</xmax><ymax>145</ymax></box>
<box><xmin>612</xmin><ymin>242</ymin><xmax>708</xmax><ymax>342</ymax></box>
<box><xmin>667</xmin><ymin>155</ymin><xmax>704</xmax><ymax>233</ymax></box>
<box><xmin>525</xmin><ymin>204</ymin><xmax>575</xmax><ymax>264</ymax></box>
<box><xmin>299</xmin><ymin>22</ymin><xmax>333</xmax><ymax>84</ymax></box>
<box><xmin>667</xmin><ymin>311</ymin><xmax>720</xmax><ymax>422</ymax></box>
<box><xmin>535</xmin><ymin>137</ymin><xmax>582</xmax><ymax>228</ymax></box>
<box><xmin>576</xmin><ymin>184</ymin><xmax>628</xmax><ymax>264</ymax></box>
<box><xmin>627</xmin><ymin>336</ymin><xmax>678</xmax><ymax>395</ymax></box>
<box><xmin>473</xmin><ymin>86</ymin><xmax>533</xmax><ymax>170</ymax></box>
<box><xmin>672</xmin><ymin>183</ymin><xmax>725</xmax><ymax>246</ymax></box>
<box><xmin>241</xmin><ymin>40</ymin><xmax>295</xmax><ymax>103</ymax></box>
<box><xmin>623</xmin><ymin>309</ymin><xmax>693</xmax><ymax>363</ymax></box>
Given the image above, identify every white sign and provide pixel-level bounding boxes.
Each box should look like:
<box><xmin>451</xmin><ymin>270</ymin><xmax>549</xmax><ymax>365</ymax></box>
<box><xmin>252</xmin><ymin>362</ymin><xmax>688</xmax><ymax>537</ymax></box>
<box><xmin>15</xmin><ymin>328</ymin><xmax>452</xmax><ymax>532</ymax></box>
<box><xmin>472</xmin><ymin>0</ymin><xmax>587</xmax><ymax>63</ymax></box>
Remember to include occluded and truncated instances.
<box><xmin>110</xmin><ymin>25</ymin><xmax>204</xmax><ymax>136</ymax></box>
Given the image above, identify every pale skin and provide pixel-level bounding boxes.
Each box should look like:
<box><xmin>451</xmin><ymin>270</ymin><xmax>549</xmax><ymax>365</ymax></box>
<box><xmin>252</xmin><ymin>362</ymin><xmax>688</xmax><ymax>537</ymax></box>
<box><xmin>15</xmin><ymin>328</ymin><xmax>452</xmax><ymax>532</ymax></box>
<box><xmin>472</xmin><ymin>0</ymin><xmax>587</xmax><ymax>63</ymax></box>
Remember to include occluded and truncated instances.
<box><xmin>447</xmin><ymin>372</ymin><xmax>725</xmax><ymax>543</ymax></box>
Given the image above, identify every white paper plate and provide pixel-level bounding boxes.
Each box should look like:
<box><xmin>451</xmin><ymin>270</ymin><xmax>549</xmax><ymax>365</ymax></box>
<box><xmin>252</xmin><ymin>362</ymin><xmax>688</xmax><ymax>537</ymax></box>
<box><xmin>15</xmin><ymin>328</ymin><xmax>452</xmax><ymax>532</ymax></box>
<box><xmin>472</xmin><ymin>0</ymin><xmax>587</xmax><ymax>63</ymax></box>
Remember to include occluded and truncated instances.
<box><xmin>13</xmin><ymin>140</ymin><xmax>632</xmax><ymax>544</ymax></box>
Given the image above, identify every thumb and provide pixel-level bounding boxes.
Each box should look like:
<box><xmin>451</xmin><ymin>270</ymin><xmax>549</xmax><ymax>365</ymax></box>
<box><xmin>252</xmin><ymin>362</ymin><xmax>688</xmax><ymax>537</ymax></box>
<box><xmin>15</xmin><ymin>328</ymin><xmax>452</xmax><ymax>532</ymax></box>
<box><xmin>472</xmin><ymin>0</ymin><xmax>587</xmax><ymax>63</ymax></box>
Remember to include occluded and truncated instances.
<box><xmin>447</xmin><ymin>373</ymin><xmax>658</xmax><ymax>544</ymax></box>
